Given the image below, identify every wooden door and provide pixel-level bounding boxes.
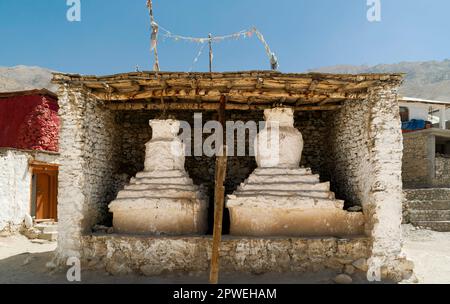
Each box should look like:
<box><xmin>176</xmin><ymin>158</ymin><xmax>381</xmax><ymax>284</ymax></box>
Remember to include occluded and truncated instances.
<box><xmin>36</xmin><ymin>173</ymin><xmax>51</xmax><ymax>219</ymax></box>
<box><xmin>31</xmin><ymin>163</ymin><xmax>58</xmax><ymax>221</ymax></box>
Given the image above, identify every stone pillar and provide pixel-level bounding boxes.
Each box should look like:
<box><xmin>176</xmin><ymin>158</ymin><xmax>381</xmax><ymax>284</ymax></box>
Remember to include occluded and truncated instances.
<box><xmin>227</xmin><ymin>108</ymin><xmax>365</xmax><ymax>237</ymax></box>
<box><xmin>109</xmin><ymin>119</ymin><xmax>208</xmax><ymax>235</ymax></box>
<box><xmin>329</xmin><ymin>86</ymin><xmax>413</xmax><ymax>281</ymax></box>
<box><xmin>55</xmin><ymin>86</ymin><xmax>118</xmax><ymax>263</ymax></box>
<box><xmin>363</xmin><ymin>87</ymin><xmax>410</xmax><ymax>280</ymax></box>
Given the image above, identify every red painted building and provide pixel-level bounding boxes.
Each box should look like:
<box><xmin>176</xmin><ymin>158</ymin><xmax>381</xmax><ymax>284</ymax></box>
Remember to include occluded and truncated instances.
<box><xmin>0</xmin><ymin>89</ymin><xmax>60</xmax><ymax>152</ymax></box>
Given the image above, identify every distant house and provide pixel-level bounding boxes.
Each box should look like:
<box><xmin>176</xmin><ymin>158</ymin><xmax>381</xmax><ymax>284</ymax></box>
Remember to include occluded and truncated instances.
<box><xmin>400</xmin><ymin>97</ymin><xmax>450</xmax><ymax>232</ymax></box>
<box><xmin>399</xmin><ymin>97</ymin><xmax>450</xmax><ymax>188</ymax></box>
<box><xmin>0</xmin><ymin>89</ymin><xmax>60</xmax><ymax>232</ymax></box>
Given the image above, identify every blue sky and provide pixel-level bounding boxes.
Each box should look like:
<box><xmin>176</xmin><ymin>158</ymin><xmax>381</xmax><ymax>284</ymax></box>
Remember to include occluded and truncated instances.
<box><xmin>0</xmin><ymin>0</ymin><xmax>449</xmax><ymax>75</ymax></box>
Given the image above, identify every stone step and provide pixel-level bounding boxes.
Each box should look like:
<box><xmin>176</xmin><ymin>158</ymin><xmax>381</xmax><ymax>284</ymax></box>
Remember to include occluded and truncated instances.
<box><xmin>409</xmin><ymin>210</ymin><xmax>450</xmax><ymax>222</ymax></box>
<box><xmin>130</xmin><ymin>176</ymin><xmax>194</xmax><ymax>185</ymax></box>
<box><xmin>245</xmin><ymin>174</ymin><xmax>320</xmax><ymax>184</ymax></box>
<box><xmin>135</xmin><ymin>170</ymin><xmax>188</xmax><ymax>179</ymax></box>
<box><xmin>116</xmin><ymin>189</ymin><xmax>200</xmax><ymax>199</ymax></box>
<box><xmin>239</xmin><ymin>182</ymin><xmax>330</xmax><ymax>192</ymax></box>
<box><xmin>404</xmin><ymin>188</ymin><xmax>450</xmax><ymax>201</ymax></box>
<box><xmin>407</xmin><ymin>200</ymin><xmax>450</xmax><ymax>210</ymax></box>
<box><xmin>38</xmin><ymin>231</ymin><xmax>58</xmax><ymax>241</ymax></box>
<box><xmin>233</xmin><ymin>190</ymin><xmax>335</xmax><ymax>199</ymax></box>
<box><xmin>410</xmin><ymin>221</ymin><xmax>450</xmax><ymax>232</ymax></box>
<box><xmin>34</xmin><ymin>223</ymin><xmax>58</xmax><ymax>234</ymax></box>
<box><xmin>253</xmin><ymin>168</ymin><xmax>312</xmax><ymax>176</ymax></box>
<box><xmin>125</xmin><ymin>184</ymin><xmax>198</xmax><ymax>191</ymax></box>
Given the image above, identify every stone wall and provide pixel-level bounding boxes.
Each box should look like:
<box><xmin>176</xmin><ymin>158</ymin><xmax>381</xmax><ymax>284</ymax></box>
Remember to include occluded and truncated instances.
<box><xmin>81</xmin><ymin>234</ymin><xmax>371</xmax><ymax>276</ymax></box>
<box><xmin>329</xmin><ymin>86</ymin><xmax>405</xmax><ymax>276</ymax></box>
<box><xmin>402</xmin><ymin>129</ymin><xmax>450</xmax><ymax>189</ymax></box>
<box><xmin>56</xmin><ymin>86</ymin><xmax>119</xmax><ymax>261</ymax></box>
<box><xmin>402</xmin><ymin>131</ymin><xmax>432</xmax><ymax>188</ymax></box>
<box><xmin>435</xmin><ymin>156</ymin><xmax>450</xmax><ymax>186</ymax></box>
<box><xmin>0</xmin><ymin>148</ymin><xmax>58</xmax><ymax>232</ymax></box>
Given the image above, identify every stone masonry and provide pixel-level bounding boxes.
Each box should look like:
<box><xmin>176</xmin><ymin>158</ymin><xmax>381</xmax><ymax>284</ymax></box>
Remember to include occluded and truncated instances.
<box><xmin>81</xmin><ymin>234</ymin><xmax>371</xmax><ymax>277</ymax></box>
<box><xmin>55</xmin><ymin>81</ymin><xmax>412</xmax><ymax>281</ymax></box>
<box><xmin>403</xmin><ymin>128</ymin><xmax>450</xmax><ymax>188</ymax></box>
<box><xmin>329</xmin><ymin>86</ymin><xmax>407</xmax><ymax>278</ymax></box>
<box><xmin>56</xmin><ymin>86</ymin><xmax>120</xmax><ymax>261</ymax></box>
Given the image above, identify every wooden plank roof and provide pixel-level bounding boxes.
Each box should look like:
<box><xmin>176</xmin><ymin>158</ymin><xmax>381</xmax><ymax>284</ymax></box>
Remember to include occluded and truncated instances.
<box><xmin>52</xmin><ymin>70</ymin><xmax>404</xmax><ymax>111</ymax></box>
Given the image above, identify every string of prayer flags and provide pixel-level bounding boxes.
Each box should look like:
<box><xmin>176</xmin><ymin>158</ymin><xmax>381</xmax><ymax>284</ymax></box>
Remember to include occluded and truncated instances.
<box><xmin>146</xmin><ymin>0</ymin><xmax>279</xmax><ymax>71</ymax></box>
<box><xmin>151</xmin><ymin>21</ymin><xmax>158</xmax><ymax>51</ymax></box>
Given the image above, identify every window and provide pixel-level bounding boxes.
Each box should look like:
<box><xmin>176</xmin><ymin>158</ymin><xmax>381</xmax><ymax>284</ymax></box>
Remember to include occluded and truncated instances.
<box><xmin>399</xmin><ymin>107</ymin><xmax>409</xmax><ymax>122</ymax></box>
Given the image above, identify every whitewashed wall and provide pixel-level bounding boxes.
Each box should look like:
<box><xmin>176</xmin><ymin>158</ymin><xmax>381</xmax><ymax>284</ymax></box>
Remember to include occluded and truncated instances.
<box><xmin>399</xmin><ymin>101</ymin><xmax>450</xmax><ymax>127</ymax></box>
<box><xmin>0</xmin><ymin>149</ymin><xmax>58</xmax><ymax>232</ymax></box>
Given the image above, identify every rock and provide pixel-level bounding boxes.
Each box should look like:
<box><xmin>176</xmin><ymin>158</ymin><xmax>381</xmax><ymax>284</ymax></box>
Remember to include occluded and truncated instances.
<box><xmin>398</xmin><ymin>259</ymin><xmax>415</xmax><ymax>272</ymax></box>
<box><xmin>24</xmin><ymin>214</ymin><xmax>33</xmax><ymax>229</ymax></box>
<box><xmin>140</xmin><ymin>264</ymin><xmax>163</xmax><ymax>276</ymax></box>
<box><xmin>401</xmin><ymin>270</ymin><xmax>415</xmax><ymax>281</ymax></box>
<box><xmin>31</xmin><ymin>239</ymin><xmax>48</xmax><ymax>244</ymax></box>
<box><xmin>22</xmin><ymin>256</ymin><xmax>34</xmax><ymax>266</ymax></box>
<box><xmin>46</xmin><ymin>260</ymin><xmax>57</xmax><ymax>270</ymax></box>
<box><xmin>353</xmin><ymin>258</ymin><xmax>368</xmax><ymax>272</ymax></box>
<box><xmin>348</xmin><ymin>206</ymin><xmax>363</xmax><ymax>212</ymax></box>
<box><xmin>0</xmin><ymin>231</ymin><xmax>11</xmax><ymax>237</ymax></box>
<box><xmin>344</xmin><ymin>265</ymin><xmax>355</xmax><ymax>275</ymax></box>
<box><xmin>23</xmin><ymin>228</ymin><xmax>40</xmax><ymax>240</ymax></box>
<box><xmin>334</xmin><ymin>274</ymin><xmax>353</xmax><ymax>284</ymax></box>
<box><xmin>93</xmin><ymin>225</ymin><xmax>110</xmax><ymax>233</ymax></box>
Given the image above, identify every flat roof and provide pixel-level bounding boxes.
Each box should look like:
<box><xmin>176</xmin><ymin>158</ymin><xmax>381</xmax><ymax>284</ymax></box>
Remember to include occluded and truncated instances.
<box><xmin>52</xmin><ymin>71</ymin><xmax>404</xmax><ymax>111</ymax></box>
<box><xmin>400</xmin><ymin>97</ymin><xmax>450</xmax><ymax>106</ymax></box>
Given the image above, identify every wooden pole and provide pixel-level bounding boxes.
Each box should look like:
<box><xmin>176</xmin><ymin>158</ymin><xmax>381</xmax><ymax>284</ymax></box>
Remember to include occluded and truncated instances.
<box><xmin>208</xmin><ymin>33</ymin><xmax>213</xmax><ymax>73</ymax></box>
<box><xmin>209</xmin><ymin>96</ymin><xmax>227</xmax><ymax>284</ymax></box>
<box><xmin>147</xmin><ymin>0</ymin><xmax>160</xmax><ymax>71</ymax></box>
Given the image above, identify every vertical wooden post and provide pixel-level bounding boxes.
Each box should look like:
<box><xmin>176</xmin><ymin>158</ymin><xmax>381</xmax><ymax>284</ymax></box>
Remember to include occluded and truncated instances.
<box><xmin>208</xmin><ymin>33</ymin><xmax>213</xmax><ymax>73</ymax></box>
<box><xmin>209</xmin><ymin>96</ymin><xmax>227</xmax><ymax>284</ymax></box>
<box><xmin>147</xmin><ymin>0</ymin><xmax>160</xmax><ymax>71</ymax></box>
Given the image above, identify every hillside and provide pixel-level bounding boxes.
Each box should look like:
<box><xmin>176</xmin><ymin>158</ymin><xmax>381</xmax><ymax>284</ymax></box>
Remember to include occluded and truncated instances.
<box><xmin>0</xmin><ymin>66</ymin><xmax>58</xmax><ymax>93</ymax></box>
<box><xmin>311</xmin><ymin>59</ymin><xmax>450</xmax><ymax>101</ymax></box>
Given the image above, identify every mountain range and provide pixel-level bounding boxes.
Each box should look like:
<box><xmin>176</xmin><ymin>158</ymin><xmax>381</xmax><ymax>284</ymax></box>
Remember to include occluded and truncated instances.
<box><xmin>311</xmin><ymin>59</ymin><xmax>450</xmax><ymax>101</ymax></box>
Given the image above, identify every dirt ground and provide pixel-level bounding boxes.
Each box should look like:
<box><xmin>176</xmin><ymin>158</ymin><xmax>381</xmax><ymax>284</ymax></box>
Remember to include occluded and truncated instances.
<box><xmin>402</xmin><ymin>225</ymin><xmax>450</xmax><ymax>284</ymax></box>
<box><xmin>0</xmin><ymin>225</ymin><xmax>449</xmax><ymax>284</ymax></box>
